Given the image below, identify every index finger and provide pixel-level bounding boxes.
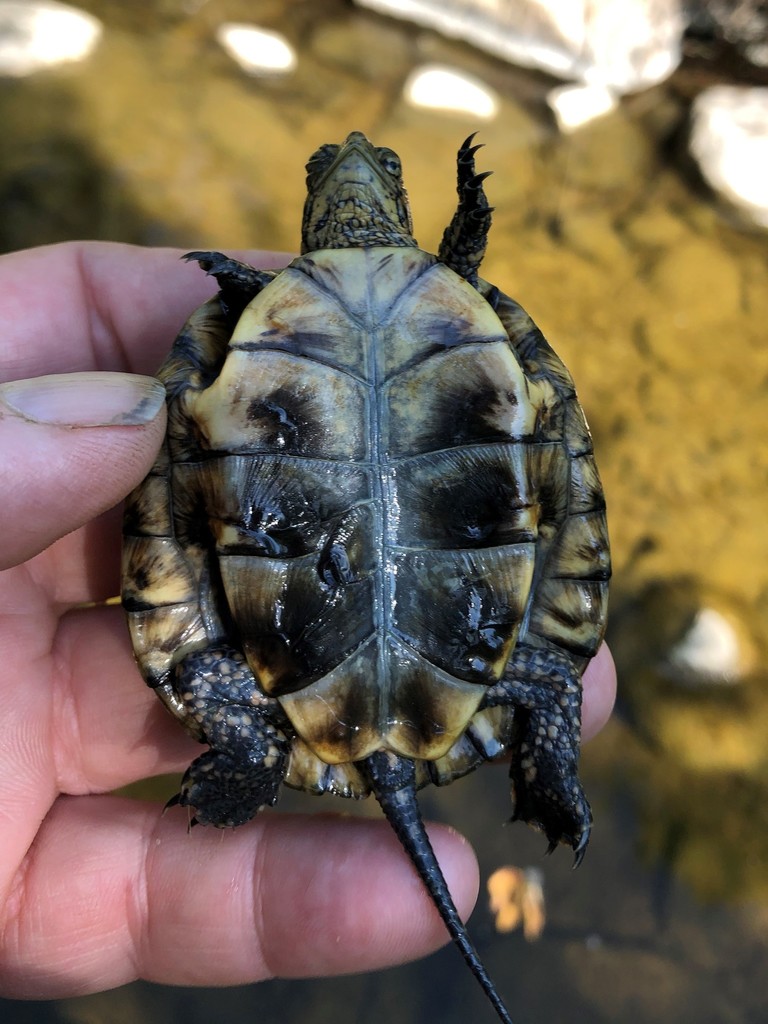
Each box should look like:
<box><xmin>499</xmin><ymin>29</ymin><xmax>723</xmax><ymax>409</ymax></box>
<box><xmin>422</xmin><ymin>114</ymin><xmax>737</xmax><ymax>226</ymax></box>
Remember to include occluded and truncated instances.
<box><xmin>0</xmin><ymin>242</ymin><xmax>292</xmax><ymax>383</ymax></box>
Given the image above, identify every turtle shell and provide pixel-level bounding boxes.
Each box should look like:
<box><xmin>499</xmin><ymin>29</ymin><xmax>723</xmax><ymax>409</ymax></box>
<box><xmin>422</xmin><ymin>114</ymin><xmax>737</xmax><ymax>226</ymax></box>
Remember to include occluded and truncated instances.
<box><xmin>123</xmin><ymin>244</ymin><xmax>608</xmax><ymax>797</ymax></box>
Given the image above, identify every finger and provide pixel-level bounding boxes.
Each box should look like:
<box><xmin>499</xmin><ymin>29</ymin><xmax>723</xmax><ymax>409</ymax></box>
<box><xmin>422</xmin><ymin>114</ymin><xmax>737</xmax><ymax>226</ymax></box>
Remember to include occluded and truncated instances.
<box><xmin>31</xmin><ymin>504</ymin><xmax>126</xmax><ymax>606</ymax></box>
<box><xmin>54</xmin><ymin>605</ymin><xmax>199</xmax><ymax>794</ymax></box>
<box><xmin>581</xmin><ymin>642</ymin><xmax>616</xmax><ymax>742</ymax></box>
<box><xmin>0</xmin><ymin>373</ymin><xmax>166</xmax><ymax>569</ymax></box>
<box><xmin>0</xmin><ymin>243</ymin><xmax>291</xmax><ymax>382</ymax></box>
<box><xmin>1</xmin><ymin>797</ymin><xmax>478</xmax><ymax>997</ymax></box>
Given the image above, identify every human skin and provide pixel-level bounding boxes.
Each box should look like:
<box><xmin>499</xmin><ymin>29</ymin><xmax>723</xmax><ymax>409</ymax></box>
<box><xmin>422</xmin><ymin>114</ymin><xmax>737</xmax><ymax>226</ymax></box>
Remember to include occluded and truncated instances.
<box><xmin>0</xmin><ymin>241</ymin><xmax>616</xmax><ymax>998</ymax></box>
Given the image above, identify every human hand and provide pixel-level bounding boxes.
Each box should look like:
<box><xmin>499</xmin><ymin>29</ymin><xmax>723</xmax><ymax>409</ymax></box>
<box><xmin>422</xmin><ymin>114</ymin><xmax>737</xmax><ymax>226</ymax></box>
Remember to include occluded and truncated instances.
<box><xmin>0</xmin><ymin>241</ymin><xmax>616</xmax><ymax>998</ymax></box>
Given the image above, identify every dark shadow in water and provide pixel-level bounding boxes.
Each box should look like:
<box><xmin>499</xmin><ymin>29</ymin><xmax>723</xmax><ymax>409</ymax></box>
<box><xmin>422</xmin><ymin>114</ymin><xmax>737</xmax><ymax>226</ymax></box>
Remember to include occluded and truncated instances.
<box><xmin>0</xmin><ymin>78</ymin><xmax>197</xmax><ymax>251</ymax></box>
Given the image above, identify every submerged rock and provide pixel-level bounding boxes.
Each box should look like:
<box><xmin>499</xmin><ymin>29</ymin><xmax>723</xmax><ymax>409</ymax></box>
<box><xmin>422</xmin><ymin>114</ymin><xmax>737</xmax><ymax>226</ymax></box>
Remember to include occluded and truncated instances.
<box><xmin>689</xmin><ymin>85</ymin><xmax>768</xmax><ymax>230</ymax></box>
<box><xmin>663</xmin><ymin>606</ymin><xmax>757</xmax><ymax>687</ymax></box>
<box><xmin>354</xmin><ymin>0</ymin><xmax>683</xmax><ymax>93</ymax></box>
<box><xmin>613</xmin><ymin>581</ymin><xmax>758</xmax><ymax>692</ymax></box>
<box><xmin>215</xmin><ymin>23</ymin><xmax>297</xmax><ymax>76</ymax></box>
<box><xmin>0</xmin><ymin>0</ymin><xmax>101</xmax><ymax>77</ymax></box>
<box><xmin>547</xmin><ymin>82</ymin><xmax>618</xmax><ymax>132</ymax></box>
<box><xmin>403</xmin><ymin>63</ymin><xmax>499</xmax><ymax>118</ymax></box>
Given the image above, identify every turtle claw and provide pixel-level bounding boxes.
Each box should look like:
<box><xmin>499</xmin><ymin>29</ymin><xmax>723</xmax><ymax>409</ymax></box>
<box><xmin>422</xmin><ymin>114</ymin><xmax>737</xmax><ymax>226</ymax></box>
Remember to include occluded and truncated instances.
<box><xmin>458</xmin><ymin>132</ymin><xmax>482</xmax><ymax>159</ymax></box>
<box><xmin>181</xmin><ymin>249</ymin><xmax>225</xmax><ymax>270</ymax></box>
<box><xmin>572</xmin><ymin>830</ymin><xmax>590</xmax><ymax>869</ymax></box>
<box><xmin>540</xmin><ymin>819</ymin><xmax>590</xmax><ymax>865</ymax></box>
<box><xmin>163</xmin><ymin>790</ymin><xmax>201</xmax><ymax>833</ymax></box>
<box><xmin>508</xmin><ymin>756</ymin><xmax>593</xmax><ymax>866</ymax></box>
<box><xmin>469</xmin><ymin>169</ymin><xmax>493</xmax><ymax>188</ymax></box>
<box><xmin>181</xmin><ymin>250</ymin><xmax>242</xmax><ymax>280</ymax></box>
<box><xmin>163</xmin><ymin>792</ymin><xmax>181</xmax><ymax>812</ymax></box>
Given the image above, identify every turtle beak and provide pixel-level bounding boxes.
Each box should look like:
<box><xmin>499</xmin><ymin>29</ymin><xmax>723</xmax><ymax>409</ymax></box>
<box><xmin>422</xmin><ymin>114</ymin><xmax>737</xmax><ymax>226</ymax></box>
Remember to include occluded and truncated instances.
<box><xmin>318</xmin><ymin>131</ymin><xmax>387</xmax><ymax>190</ymax></box>
<box><xmin>343</xmin><ymin>130</ymin><xmax>373</xmax><ymax>148</ymax></box>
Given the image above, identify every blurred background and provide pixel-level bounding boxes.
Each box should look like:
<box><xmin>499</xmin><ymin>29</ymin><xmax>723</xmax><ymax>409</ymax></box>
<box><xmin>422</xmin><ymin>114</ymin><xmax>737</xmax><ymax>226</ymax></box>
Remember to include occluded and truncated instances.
<box><xmin>1</xmin><ymin>1</ymin><xmax>767</xmax><ymax>1021</ymax></box>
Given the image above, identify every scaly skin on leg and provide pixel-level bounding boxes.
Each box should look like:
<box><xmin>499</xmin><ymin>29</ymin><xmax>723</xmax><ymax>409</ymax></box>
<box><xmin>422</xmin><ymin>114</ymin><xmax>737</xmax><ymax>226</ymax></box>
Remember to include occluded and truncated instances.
<box><xmin>183</xmin><ymin>251</ymin><xmax>276</xmax><ymax>320</ymax></box>
<box><xmin>483</xmin><ymin>643</ymin><xmax>592</xmax><ymax>864</ymax></box>
<box><xmin>437</xmin><ymin>134</ymin><xmax>493</xmax><ymax>288</ymax></box>
<box><xmin>170</xmin><ymin>646</ymin><xmax>291</xmax><ymax>827</ymax></box>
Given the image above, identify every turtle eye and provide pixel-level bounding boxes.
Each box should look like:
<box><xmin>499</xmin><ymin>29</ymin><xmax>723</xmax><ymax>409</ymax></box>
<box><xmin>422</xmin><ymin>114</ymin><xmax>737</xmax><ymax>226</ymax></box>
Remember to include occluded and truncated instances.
<box><xmin>377</xmin><ymin>148</ymin><xmax>402</xmax><ymax>178</ymax></box>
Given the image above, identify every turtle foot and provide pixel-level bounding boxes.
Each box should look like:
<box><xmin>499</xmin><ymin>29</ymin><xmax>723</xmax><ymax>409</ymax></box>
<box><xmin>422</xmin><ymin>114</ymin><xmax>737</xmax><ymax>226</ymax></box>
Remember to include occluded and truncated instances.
<box><xmin>510</xmin><ymin>756</ymin><xmax>593</xmax><ymax>867</ymax></box>
<box><xmin>506</xmin><ymin>693</ymin><xmax>593</xmax><ymax>865</ymax></box>
<box><xmin>437</xmin><ymin>134</ymin><xmax>493</xmax><ymax>288</ymax></box>
<box><xmin>183</xmin><ymin>251</ymin><xmax>274</xmax><ymax>308</ymax></box>
<box><xmin>484</xmin><ymin>643</ymin><xmax>592</xmax><ymax>865</ymax></box>
<box><xmin>177</xmin><ymin>740</ymin><xmax>286</xmax><ymax>828</ymax></box>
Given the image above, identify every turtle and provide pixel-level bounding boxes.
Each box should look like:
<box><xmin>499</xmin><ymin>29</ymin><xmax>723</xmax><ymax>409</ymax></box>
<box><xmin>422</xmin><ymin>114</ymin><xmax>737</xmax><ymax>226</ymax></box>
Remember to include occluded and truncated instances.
<box><xmin>122</xmin><ymin>131</ymin><xmax>610</xmax><ymax>1024</ymax></box>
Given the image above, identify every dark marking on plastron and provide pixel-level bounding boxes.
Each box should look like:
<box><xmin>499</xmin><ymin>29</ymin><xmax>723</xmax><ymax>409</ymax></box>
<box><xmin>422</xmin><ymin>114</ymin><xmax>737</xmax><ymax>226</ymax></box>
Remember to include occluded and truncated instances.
<box><xmin>234</xmin><ymin>331</ymin><xmax>338</xmax><ymax>358</ymax></box>
<box><xmin>391</xmin><ymin>662</ymin><xmax>454</xmax><ymax>748</ymax></box>
<box><xmin>245</xmin><ymin>392</ymin><xmax>304</xmax><ymax>451</ymax></box>
<box><xmin>132</xmin><ymin>566</ymin><xmax>150</xmax><ymax>591</ymax></box>
<box><xmin>317</xmin><ymin>539</ymin><xmax>354</xmax><ymax>589</ymax></box>
<box><xmin>436</xmin><ymin>316</ymin><xmax>474</xmax><ymax>349</ymax></box>
<box><xmin>444</xmin><ymin>384</ymin><xmax>520</xmax><ymax>449</ymax></box>
<box><xmin>243</xmin><ymin>632</ymin><xmax>310</xmax><ymax>696</ymax></box>
<box><xmin>391</xmin><ymin>446</ymin><xmax>535</xmax><ymax>549</ymax></box>
<box><xmin>326</xmin><ymin>672</ymin><xmax>378</xmax><ymax>748</ymax></box>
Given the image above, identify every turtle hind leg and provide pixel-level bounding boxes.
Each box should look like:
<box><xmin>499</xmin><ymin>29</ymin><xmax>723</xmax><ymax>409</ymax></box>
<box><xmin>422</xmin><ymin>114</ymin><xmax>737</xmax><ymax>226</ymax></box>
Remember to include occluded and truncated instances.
<box><xmin>365</xmin><ymin>751</ymin><xmax>515</xmax><ymax>1024</ymax></box>
<box><xmin>484</xmin><ymin>644</ymin><xmax>592</xmax><ymax>865</ymax></box>
<box><xmin>170</xmin><ymin>646</ymin><xmax>290</xmax><ymax>828</ymax></box>
<box><xmin>183</xmin><ymin>250</ymin><xmax>276</xmax><ymax>321</ymax></box>
<box><xmin>437</xmin><ymin>134</ymin><xmax>493</xmax><ymax>289</ymax></box>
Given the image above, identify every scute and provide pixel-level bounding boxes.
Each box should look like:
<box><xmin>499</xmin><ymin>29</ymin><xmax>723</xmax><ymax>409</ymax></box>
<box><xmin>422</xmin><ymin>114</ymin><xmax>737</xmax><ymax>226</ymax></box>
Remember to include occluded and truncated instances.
<box><xmin>193</xmin><ymin>348</ymin><xmax>369</xmax><ymax>460</ymax></box>
<box><xmin>384</xmin><ymin>342</ymin><xmax>534</xmax><ymax>457</ymax></box>
<box><xmin>377</xmin><ymin>258</ymin><xmax>509</xmax><ymax>378</ymax></box>
<box><xmin>392</xmin><ymin>544</ymin><xmax>534</xmax><ymax>682</ymax></box>
<box><xmin>389</xmin><ymin>444</ymin><xmax>537</xmax><ymax>548</ymax></box>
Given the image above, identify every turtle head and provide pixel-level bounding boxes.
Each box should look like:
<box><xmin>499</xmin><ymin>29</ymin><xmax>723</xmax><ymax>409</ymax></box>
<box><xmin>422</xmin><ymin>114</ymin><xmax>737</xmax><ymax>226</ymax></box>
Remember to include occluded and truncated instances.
<box><xmin>301</xmin><ymin>131</ymin><xmax>417</xmax><ymax>252</ymax></box>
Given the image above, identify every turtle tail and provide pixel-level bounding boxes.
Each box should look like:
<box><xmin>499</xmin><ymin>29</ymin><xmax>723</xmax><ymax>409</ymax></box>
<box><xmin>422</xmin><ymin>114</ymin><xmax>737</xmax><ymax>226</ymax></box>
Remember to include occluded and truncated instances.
<box><xmin>365</xmin><ymin>751</ymin><xmax>514</xmax><ymax>1024</ymax></box>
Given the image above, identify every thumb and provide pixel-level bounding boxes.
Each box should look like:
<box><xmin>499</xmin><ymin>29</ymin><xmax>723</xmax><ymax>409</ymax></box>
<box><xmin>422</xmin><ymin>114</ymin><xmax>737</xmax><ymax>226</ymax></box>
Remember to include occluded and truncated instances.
<box><xmin>0</xmin><ymin>372</ymin><xmax>166</xmax><ymax>569</ymax></box>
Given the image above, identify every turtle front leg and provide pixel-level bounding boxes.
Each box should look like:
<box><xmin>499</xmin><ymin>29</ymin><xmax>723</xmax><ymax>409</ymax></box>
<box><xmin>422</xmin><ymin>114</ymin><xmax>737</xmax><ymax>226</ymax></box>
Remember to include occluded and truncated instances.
<box><xmin>437</xmin><ymin>134</ymin><xmax>493</xmax><ymax>289</ymax></box>
<box><xmin>183</xmin><ymin>250</ymin><xmax>276</xmax><ymax>320</ymax></box>
<box><xmin>483</xmin><ymin>643</ymin><xmax>592</xmax><ymax>864</ymax></box>
<box><xmin>169</xmin><ymin>645</ymin><xmax>291</xmax><ymax>827</ymax></box>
